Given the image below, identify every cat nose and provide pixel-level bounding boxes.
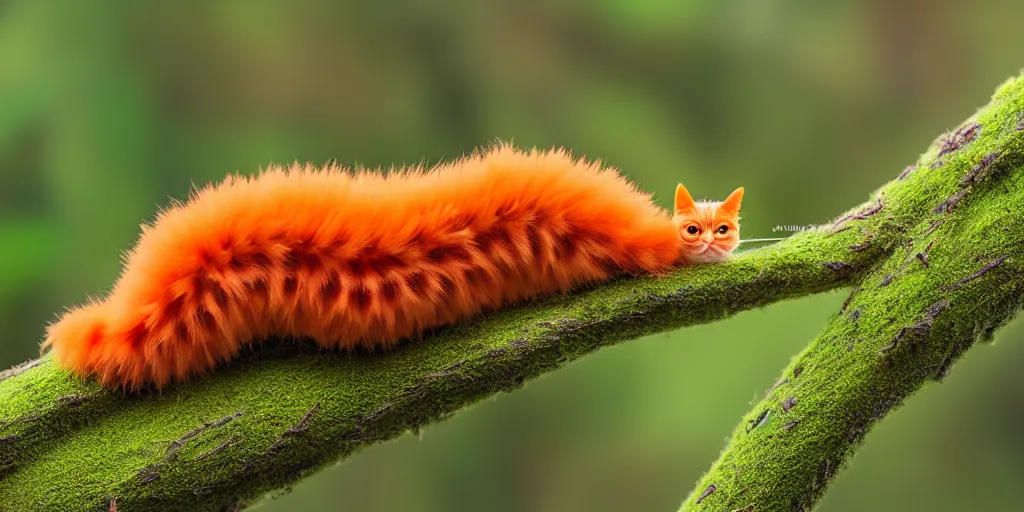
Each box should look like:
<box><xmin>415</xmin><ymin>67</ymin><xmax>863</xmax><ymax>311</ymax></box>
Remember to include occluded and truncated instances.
<box><xmin>701</xmin><ymin>233</ymin><xmax>714</xmax><ymax>244</ymax></box>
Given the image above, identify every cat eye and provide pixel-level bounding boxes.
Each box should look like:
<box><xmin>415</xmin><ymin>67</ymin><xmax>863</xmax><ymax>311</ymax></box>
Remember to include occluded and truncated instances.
<box><xmin>717</xmin><ymin>225</ymin><xmax>729</xmax><ymax>234</ymax></box>
<box><xmin>686</xmin><ymin>225</ymin><xmax>700</xmax><ymax>235</ymax></box>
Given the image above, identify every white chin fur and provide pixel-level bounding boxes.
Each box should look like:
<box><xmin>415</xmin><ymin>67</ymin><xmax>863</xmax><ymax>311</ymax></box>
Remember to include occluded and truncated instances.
<box><xmin>683</xmin><ymin>248</ymin><xmax>729</xmax><ymax>263</ymax></box>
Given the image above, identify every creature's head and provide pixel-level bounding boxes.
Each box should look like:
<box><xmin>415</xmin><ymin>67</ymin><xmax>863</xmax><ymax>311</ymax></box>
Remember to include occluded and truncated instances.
<box><xmin>672</xmin><ymin>184</ymin><xmax>744</xmax><ymax>263</ymax></box>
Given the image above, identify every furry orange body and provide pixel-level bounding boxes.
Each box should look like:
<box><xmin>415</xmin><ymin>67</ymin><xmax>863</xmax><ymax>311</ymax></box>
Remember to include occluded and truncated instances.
<box><xmin>43</xmin><ymin>145</ymin><xmax>743</xmax><ymax>390</ymax></box>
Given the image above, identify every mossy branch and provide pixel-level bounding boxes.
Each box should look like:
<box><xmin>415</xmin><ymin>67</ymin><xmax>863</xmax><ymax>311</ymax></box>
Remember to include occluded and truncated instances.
<box><xmin>681</xmin><ymin>73</ymin><xmax>1024</xmax><ymax>511</ymax></box>
<box><xmin>2</xmin><ymin>72</ymin><xmax>1022</xmax><ymax>511</ymax></box>
<box><xmin>0</xmin><ymin>229</ymin><xmax>872</xmax><ymax>511</ymax></box>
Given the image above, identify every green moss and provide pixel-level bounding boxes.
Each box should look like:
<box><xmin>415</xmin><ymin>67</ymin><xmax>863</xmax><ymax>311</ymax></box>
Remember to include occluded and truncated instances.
<box><xmin>4</xmin><ymin>70</ymin><xmax>1022</xmax><ymax>512</ymax></box>
<box><xmin>680</xmin><ymin>71</ymin><xmax>1024</xmax><ymax>511</ymax></box>
<box><xmin>0</xmin><ymin>218</ymin><xmax>872</xmax><ymax>510</ymax></box>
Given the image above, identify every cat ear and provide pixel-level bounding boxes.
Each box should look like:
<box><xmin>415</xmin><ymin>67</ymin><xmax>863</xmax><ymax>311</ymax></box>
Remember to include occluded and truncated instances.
<box><xmin>674</xmin><ymin>184</ymin><xmax>697</xmax><ymax>213</ymax></box>
<box><xmin>719</xmin><ymin>187</ymin><xmax>744</xmax><ymax>216</ymax></box>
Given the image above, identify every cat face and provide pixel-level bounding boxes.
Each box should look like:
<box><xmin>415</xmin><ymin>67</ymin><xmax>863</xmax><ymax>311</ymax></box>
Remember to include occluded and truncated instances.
<box><xmin>672</xmin><ymin>184</ymin><xmax>743</xmax><ymax>263</ymax></box>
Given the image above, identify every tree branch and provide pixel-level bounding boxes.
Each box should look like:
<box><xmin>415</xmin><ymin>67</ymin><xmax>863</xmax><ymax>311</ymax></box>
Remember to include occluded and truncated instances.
<box><xmin>0</xmin><ymin>207</ymin><xmax>875</xmax><ymax>510</ymax></box>
<box><xmin>681</xmin><ymin>72</ymin><xmax>1024</xmax><ymax>511</ymax></box>
<box><xmin>2</xmin><ymin>71</ymin><xmax>1021</xmax><ymax>511</ymax></box>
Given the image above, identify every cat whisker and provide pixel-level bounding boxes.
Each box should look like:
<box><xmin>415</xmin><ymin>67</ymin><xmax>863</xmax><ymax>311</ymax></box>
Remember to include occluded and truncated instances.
<box><xmin>738</xmin><ymin>237</ymin><xmax>788</xmax><ymax>244</ymax></box>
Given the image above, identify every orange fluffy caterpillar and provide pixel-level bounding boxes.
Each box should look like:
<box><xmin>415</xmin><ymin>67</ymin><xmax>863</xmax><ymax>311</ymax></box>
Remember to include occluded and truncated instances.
<box><xmin>42</xmin><ymin>145</ymin><xmax>744</xmax><ymax>390</ymax></box>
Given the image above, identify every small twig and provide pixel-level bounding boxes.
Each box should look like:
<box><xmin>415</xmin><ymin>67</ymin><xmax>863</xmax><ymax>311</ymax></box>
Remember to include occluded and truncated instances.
<box><xmin>960</xmin><ymin>151</ymin><xmax>1001</xmax><ymax>186</ymax></box>
<box><xmin>191</xmin><ymin>437</ymin><xmax>239</xmax><ymax>463</ymax></box>
<box><xmin>0</xmin><ymin>359</ymin><xmax>43</xmax><ymax>384</ymax></box>
<box><xmin>166</xmin><ymin>412</ymin><xmax>245</xmax><ymax>460</ymax></box>
<box><xmin>268</xmin><ymin>403</ymin><xmax>321</xmax><ymax>452</ymax></box>
<box><xmin>287</xmin><ymin>403</ymin><xmax>321</xmax><ymax>435</ymax></box>
<box><xmin>934</xmin><ymin>189</ymin><xmax>968</xmax><ymax>214</ymax></box>
<box><xmin>897</xmin><ymin>164</ymin><xmax>917</xmax><ymax>180</ymax></box>
<box><xmin>696</xmin><ymin>484</ymin><xmax>717</xmax><ymax>504</ymax></box>
<box><xmin>915</xmin><ymin>253</ymin><xmax>929</xmax><ymax>267</ymax></box>
<box><xmin>745</xmin><ymin>410</ymin><xmax>770</xmax><ymax>433</ymax></box>
<box><xmin>947</xmin><ymin>255</ymin><xmax>1009</xmax><ymax>290</ymax></box>
<box><xmin>832</xmin><ymin>198</ymin><xmax>883</xmax><ymax>229</ymax></box>
<box><xmin>937</xmin><ymin>121</ymin><xmax>981</xmax><ymax>157</ymax></box>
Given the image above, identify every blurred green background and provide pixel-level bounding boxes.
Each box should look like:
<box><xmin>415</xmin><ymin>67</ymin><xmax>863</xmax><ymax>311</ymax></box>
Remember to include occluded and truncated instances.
<box><xmin>2</xmin><ymin>1</ymin><xmax>1024</xmax><ymax>510</ymax></box>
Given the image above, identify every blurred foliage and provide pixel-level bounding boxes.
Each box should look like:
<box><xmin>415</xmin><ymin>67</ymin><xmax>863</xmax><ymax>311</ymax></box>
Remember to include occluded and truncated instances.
<box><xmin>1</xmin><ymin>1</ymin><xmax>1023</xmax><ymax>510</ymax></box>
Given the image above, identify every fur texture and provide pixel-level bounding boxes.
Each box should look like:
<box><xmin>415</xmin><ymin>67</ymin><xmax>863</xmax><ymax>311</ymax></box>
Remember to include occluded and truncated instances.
<box><xmin>42</xmin><ymin>145</ymin><xmax>743</xmax><ymax>390</ymax></box>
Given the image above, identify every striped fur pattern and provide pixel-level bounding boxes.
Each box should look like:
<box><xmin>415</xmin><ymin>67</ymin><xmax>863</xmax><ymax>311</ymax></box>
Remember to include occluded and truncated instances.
<box><xmin>42</xmin><ymin>145</ymin><xmax>742</xmax><ymax>390</ymax></box>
